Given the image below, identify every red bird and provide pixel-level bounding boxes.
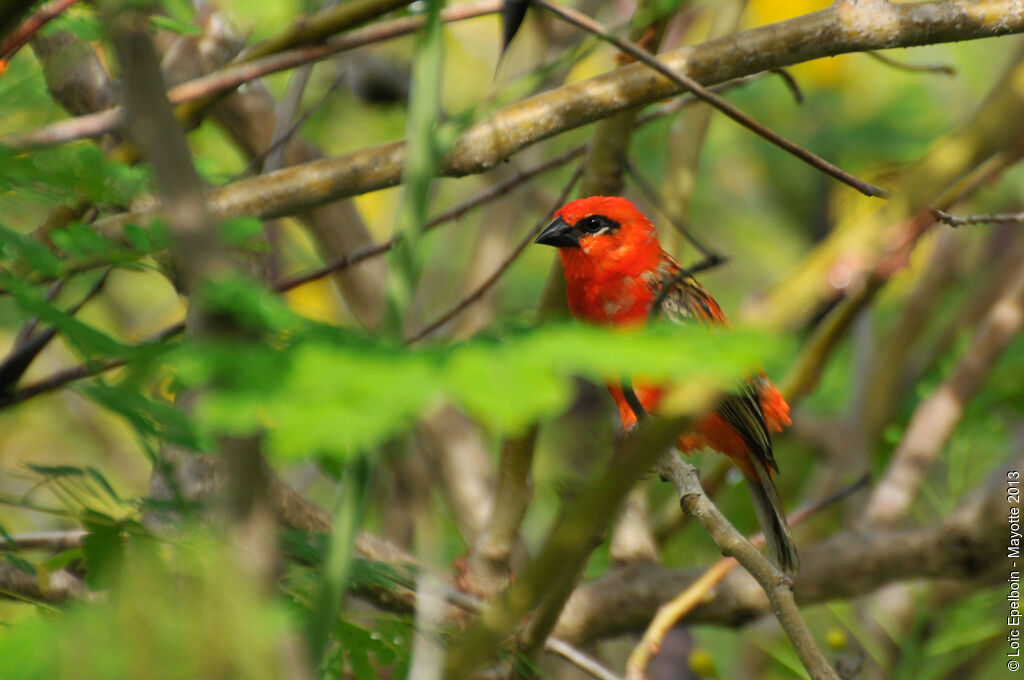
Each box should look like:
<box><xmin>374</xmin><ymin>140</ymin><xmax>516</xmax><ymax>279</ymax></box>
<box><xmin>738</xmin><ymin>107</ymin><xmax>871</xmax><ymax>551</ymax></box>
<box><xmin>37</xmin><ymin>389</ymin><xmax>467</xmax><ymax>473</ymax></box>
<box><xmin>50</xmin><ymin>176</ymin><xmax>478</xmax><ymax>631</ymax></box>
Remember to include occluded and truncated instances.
<box><xmin>535</xmin><ymin>195</ymin><xmax>798</xmax><ymax>572</ymax></box>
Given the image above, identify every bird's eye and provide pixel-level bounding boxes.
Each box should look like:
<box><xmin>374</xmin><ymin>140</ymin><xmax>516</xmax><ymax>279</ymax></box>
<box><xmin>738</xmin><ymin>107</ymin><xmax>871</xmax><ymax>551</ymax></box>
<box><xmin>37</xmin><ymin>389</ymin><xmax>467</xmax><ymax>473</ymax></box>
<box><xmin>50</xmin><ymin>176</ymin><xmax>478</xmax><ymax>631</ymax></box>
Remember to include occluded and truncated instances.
<box><xmin>577</xmin><ymin>215</ymin><xmax>619</xmax><ymax>235</ymax></box>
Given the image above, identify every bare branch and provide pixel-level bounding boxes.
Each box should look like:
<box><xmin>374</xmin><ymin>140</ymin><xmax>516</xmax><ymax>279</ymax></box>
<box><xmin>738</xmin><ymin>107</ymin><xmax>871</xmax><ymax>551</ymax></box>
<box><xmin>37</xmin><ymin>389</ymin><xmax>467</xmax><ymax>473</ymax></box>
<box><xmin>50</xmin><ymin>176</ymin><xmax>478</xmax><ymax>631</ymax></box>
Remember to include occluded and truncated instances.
<box><xmin>556</xmin><ymin>462</ymin><xmax>1015</xmax><ymax>643</ymax></box>
<box><xmin>933</xmin><ymin>208</ymin><xmax>1024</xmax><ymax>226</ymax></box>
<box><xmin>0</xmin><ymin>563</ymin><xmax>89</xmax><ymax>604</ymax></box>
<box><xmin>656</xmin><ymin>455</ymin><xmax>840</xmax><ymax>680</ymax></box>
<box><xmin>546</xmin><ymin>638</ymin><xmax>625</xmax><ymax>680</ymax></box>
<box><xmin>866</xmin><ymin>50</ymin><xmax>955</xmax><ymax>76</ymax></box>
<box><xmin>626</xmin><ymin>475</ymin><xmax>869</xmax><ymax>679</ymax></box>
<box><xmin>1</xmin><ymin>0</ymin><xmax>501</xmax><ymax>151</ymax></box>
<box><xmin>0</xmin><ymin>529</ymin><xmax>87</xmax><ymax>551</ymax></box>
<box><xmin>93</xmin><ymin>0</ymin><xmax>1024</xmax><ymax>234</ymax></box>
<box><xmin>407</xmin><ymin>164</ymin><xmax>583</xmax><ymax>342</ymax></box>
<box><xmin>536</xmin><ymin>0</ymin><xmax>884</xmax><ymax>198</ymax></box>
<box><xmin>1</xmin><ymin>0</ymin><xmax>78</xmax><ymax>61</ymax></box>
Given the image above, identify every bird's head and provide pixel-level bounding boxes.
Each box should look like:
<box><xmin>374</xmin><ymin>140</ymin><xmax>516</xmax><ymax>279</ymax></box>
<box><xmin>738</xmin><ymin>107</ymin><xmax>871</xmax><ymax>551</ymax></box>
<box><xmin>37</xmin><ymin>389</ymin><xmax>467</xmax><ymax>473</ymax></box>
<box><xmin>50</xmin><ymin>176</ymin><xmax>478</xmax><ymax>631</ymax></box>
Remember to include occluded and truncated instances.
<box><xmin>535</xmin><ymin>196</ymin><xmax>660</xmax><ymax>276</ymax></box>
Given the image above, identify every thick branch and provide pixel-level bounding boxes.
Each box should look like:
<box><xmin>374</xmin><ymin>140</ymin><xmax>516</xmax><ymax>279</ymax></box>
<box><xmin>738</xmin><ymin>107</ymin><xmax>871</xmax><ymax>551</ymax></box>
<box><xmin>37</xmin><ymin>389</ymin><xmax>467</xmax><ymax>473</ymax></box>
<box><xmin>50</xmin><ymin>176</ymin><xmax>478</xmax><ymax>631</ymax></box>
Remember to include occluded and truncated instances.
<box><xmin>96</xmin><ymin>0</ymin><xmax>1024</xmax><ymax>233</ymax></box>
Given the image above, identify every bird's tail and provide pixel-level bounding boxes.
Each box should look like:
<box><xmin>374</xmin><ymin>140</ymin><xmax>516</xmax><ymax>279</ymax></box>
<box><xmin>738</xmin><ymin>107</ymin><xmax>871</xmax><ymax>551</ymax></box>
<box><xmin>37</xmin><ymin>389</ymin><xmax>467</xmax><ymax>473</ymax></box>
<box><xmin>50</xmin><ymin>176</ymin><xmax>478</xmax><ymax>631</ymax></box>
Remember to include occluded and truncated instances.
<box><xmin>744</xmin><ymin>456</ymin><xmax>799</xmax><ymax>574</ymax></box>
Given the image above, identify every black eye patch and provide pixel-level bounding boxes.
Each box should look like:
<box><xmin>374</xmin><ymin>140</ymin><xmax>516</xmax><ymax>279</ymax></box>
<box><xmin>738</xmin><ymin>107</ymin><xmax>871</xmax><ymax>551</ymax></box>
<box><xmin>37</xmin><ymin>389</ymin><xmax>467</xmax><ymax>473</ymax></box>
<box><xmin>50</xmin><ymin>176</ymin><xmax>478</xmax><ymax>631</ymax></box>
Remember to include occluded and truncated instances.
<box><xmin>576</xmin><ymin>215</ymin><xmax>620</xmax><ymax>235</ymax></box>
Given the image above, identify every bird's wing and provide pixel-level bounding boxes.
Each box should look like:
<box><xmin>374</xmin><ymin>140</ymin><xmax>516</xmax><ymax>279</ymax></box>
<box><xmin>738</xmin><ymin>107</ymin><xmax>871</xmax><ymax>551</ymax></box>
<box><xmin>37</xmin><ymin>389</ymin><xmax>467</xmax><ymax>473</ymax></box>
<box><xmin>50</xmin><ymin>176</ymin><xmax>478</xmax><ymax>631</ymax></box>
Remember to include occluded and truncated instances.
<box><xmin>650</xmin><ymin>256</ymin><xmax>728</xmax><ymax>325</ymax></box>
<box><xmin>652</xmin><ymin>255</ymin><xmax>779</xmax><ymax>472</ymax></box>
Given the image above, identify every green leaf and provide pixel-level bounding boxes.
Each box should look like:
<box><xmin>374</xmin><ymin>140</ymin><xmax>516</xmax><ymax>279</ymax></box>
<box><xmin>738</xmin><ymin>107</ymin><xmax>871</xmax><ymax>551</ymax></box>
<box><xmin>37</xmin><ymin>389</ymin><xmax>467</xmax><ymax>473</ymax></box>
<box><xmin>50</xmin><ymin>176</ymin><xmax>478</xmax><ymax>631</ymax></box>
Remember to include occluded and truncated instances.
<box><xmin>81</xmin><ymin>520</ymin><xmax>124</xmax><ymax>589</ymax></box>
<box><xmin>81</xmin><ymin>383</ymin><xmax>202</xmax><ymax>450</ymax></box>
<box><xmin>199</xmin><ymin>276</ymin><xmax>306</xmax><ymax>335</ymax></box>
<box><xmin>0</xmin><ymin>224</ymin><xmax>62</xmax><ymax>277</ymax></box>
<box><xmin>3</xmin><ymin>552</ymin><xmax>37</xmax><ymax>576</ymax></box>
<box><xmin>261</xmin><ymin>342</ymin><xmax>440</xmax><ymax>460</ymax></box>
<box><xmin>217</xmin><ymin>217</ymin><xmax>265</xmax><ymax>248</ymax></box>
<box><xmin>0</xmin><ymin>274</ymin><xmax>137</xmax><ymax>359</ymax></box>
<box><xmin>150</xmin><ymin>15</ymin><xmax>201</xmax><ymax>36</ymax></box>
<box><xmin>445</xmin><ymin>339</ymin><xmax>570</xmax><ymax>433</ymax></box>
<box><xmin>25</xmin><ymin>463</ymin><xmax>87</xmax><ymax>478</ymax></box>
<box><xmin>44</xmin><ymin>11</ymin><xmax>104</xmax><ymax>42</ymax></box>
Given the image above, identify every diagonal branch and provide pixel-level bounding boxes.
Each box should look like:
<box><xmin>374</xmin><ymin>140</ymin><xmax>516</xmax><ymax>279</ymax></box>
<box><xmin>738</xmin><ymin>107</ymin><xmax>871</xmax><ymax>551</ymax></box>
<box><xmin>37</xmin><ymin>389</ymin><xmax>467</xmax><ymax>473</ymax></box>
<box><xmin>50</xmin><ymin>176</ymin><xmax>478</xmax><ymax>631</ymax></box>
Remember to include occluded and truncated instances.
<box><xmin>1</xmin><ymin>0</ymin><xmax>502</xmax><ymax>151</ymax></box>
<box><xmin>554</xmin><ymin>462</ymin><xmax>1017</xmax><ymax>644</ymax></box>
<box><xmin>535</xmin><ymin>0</ymin><xmax>884</xmax><ymax>198</ymax></box>
<box><xmin>92</xmin><ymin>0</ymin><xmax>1024</xmax><ymax>235</ymax></box>
<box><xmin>406</xmin><ymin>161</ymin><xmax>584</xmax><ymax>342</ymax></box>
<box><xmin>656</xmin><ymin>455</ymin><xmax>840</xmax><ymax>680</ymax></box>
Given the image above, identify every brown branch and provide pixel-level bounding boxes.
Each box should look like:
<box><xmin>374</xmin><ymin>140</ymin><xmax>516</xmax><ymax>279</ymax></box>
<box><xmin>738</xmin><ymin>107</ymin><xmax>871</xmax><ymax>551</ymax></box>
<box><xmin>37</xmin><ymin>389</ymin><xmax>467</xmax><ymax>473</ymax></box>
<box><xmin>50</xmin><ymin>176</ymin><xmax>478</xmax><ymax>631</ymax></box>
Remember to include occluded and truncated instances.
<box><xmin>111</xmin><ymin>9</ymin><xmax>282</xmax><ymax>594</ymax></box>
<box><xmin>0</xmin><ymin>0</ymin><xmax>43</xmax><ymax>50</ymax></box>
<box><xmin>407</xmin><ymin>164</ymin><xmax>584</xmax><ymax>343</ymax></box>
<box><xmin>0</xmin><ymin>529</ymin><xmax>87</xmax><ymax>551</ymax></box>
<box><xmin>626</xmin><ymin>475</ymin><xmax>869</xmax><ymax>680</ymax></box>
<box><xmin>1</xmin><ymin>0</ymin><xmax>502</xmax><ymax>150</ymax></box>
<box><xmin>554</xmin><ymin>462</ymin><xmax>1016</xmax><ymax>644</ymax></box>
<box><xmin>933</xmin><ymin>208</ymin><xmax>1024</xmax><ymax>226</ymax></box>
<box><xmin>655</xmin><ymin>455</ymin><xmax>840</xmax><ymax>680</ymax></box>
<box><xmin>0</xmin><ymin>0</ymin><xmax>77</xmax><ymax>61</ymax></box>
<box><xmin>866</xmin><ymin>50</ymin><xmax>955</xmax><ymax>76</ymax></box>
<box><xmin>91</xmin><ymin>0</ymin><xmax>1024</xmax><ymax>235</ymax></box>
<box><xmin>536</xmin><ymin>0</ymin><xmax>885</xmax><ymax>199</ymax></box>
<box><xmin>442</xmin><ymin>391</ymin><xmax>715</xmax><ymax>680</ymax></box>
<box><xmin>0</xmin><ymin>563</ymin><xmax>89</xmax><ymax>604</ymax></box>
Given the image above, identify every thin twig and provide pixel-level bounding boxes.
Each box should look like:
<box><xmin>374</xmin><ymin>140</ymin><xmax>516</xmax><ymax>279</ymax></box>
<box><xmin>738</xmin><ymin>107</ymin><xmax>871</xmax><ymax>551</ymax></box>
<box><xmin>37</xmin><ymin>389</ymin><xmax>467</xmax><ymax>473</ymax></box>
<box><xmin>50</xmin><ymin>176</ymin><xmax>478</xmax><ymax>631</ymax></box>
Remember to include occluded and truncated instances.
<box><xmin>0</xmin><ymin>529</ymin><xmax>87</xmax><ymax>551</ymax></box>
<box><xmin>866</xmin><ymin>50</ymin><xmax>955</xmax><ymax>75</ymax></box>
<box><xmin>932</xmin><ymin>208</ymin><xmax>1024</xmax><ymax>226</ymax></box>
<box><xmin>0</xmin><ymin>0</ymin><xmax>502</xmax><ymax>150</ymax></box>
<box><xmin>406</xmin><ymin>164</ymin><xmax>585</xmax><ymax>343</ymax></box>
<box><xmin>0</xmin><ymin>269</ymin><xmax>111</xmax><ymax>393</ymax></box>
<box><xmin>0</xmin><ymin>0</ymin><xmax>78</xmax><ymax>62</ymax></box>
<box><xmin>535</xmin><ymin>0</ymin><xmax>887</xmax><ymax>199</ymax></box>
<box><xmin>623</xmin><ymin>159</ymin><xmax>722</xmax><ymax>260</ymax></box>
<box><xmin>626</xmin><ymin>474</ymin><xmax>869</xmax><ymax>679</ymax></box>
<box><xmin>546</xmin><ymin>638</ymin><xmax>625</xmax><ymax>680</ymax></box>
<box><xmin>768</xmin><ymin>68</ymin><xmax>804</xmax><ymax>104</ymax></box>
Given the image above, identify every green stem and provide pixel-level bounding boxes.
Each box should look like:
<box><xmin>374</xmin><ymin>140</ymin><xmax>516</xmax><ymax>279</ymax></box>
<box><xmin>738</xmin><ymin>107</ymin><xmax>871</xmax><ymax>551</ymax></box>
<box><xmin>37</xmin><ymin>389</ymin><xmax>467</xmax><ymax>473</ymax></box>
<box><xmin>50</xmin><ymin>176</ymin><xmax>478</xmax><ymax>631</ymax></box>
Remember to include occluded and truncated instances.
<box><xmin>384</xmin><ymin>0</ymin><xmax>445</xmax><ymax>338</ymax></box>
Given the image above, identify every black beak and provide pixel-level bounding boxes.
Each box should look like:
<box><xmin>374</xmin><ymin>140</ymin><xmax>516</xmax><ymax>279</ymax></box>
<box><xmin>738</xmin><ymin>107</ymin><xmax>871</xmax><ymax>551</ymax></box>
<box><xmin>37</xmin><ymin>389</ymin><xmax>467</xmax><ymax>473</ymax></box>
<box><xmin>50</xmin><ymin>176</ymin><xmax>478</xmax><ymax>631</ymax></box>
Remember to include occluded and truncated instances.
<box><xmin>534</xmin><ymin>216</ymin><xmax>578</xmax><ymax>248</ymax></box>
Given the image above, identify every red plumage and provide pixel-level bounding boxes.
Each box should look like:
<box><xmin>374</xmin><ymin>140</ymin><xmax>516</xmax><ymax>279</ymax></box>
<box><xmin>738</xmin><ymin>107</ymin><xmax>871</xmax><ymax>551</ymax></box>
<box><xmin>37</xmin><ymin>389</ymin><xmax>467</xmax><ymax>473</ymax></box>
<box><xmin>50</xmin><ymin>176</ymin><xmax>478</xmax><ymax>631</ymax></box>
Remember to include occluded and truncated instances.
<box><xmin>536</xmin><ymin>195</ymin><xmax>798</xmax><ymax>572</ymax></box>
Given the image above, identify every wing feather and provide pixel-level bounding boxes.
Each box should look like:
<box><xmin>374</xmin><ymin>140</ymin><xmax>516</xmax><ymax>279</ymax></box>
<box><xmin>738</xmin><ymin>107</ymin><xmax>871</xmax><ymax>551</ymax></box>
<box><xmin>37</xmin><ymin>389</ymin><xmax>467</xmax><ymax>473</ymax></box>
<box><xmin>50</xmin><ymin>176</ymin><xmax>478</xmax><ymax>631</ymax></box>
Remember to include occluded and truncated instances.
<box><xmin>653</xmin><ymin>255</ymin><xmax>777</xmax><ymax>470</ymax></box>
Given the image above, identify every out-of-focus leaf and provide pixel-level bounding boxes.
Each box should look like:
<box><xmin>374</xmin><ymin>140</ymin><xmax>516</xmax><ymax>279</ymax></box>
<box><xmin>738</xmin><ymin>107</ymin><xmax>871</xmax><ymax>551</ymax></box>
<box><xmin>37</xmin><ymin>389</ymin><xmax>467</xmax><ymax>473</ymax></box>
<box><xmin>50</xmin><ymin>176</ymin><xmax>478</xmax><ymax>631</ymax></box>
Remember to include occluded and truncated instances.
<box><xmin>0</xmin><ymin>521</ymin><xmax>37</xmax><ymax>575</ymax></box>
<box><xmin>217</xmin><ymin>217</ymin><xmax>265</xmax><ymax>249</ymax></box>
<box><xmin>0</xmin><ymin>532</ymin><xmax>294</xmax><ymax>680</ymax></box>
<box><xmin>81</xmin><ymin>519</ymin><xmax>124</xmax><ymax>589</ymax></box>
<box><xmin>177</xmin><ymin>321</ymin><xmax>776</xmax><ymax>461</ymax></box>
<box><xmin>0</xmin><ymin>274</ymin><xmax>137</xmax><ymax>359</ymax></box>
<box><xmin>199</xmin><ymin>276</ymin><xmax>306</xmax><ymax>335</ymax></box>
<box><xmin>445</xmin><ymin>339</ymin><xmax>570</xmax><ymax>433</ymax></box>
<box><xmin>260</xmin><ymin>342</ymin><xmax>440</xmax><ymax>460</ymax></box>
<box><xmin>80</xmin><ymin>383</ymin><xmax>202</xmax><ymax>450</ymax></box>
<box><xmin>0</xmin><ymin>224</ymin><xmax>63</xmax><ymax>277</ymax></box>
<box><xmin>150</xmin><ymin>15</ymin><xmax>201</xmax><ymax>36</ymax></box>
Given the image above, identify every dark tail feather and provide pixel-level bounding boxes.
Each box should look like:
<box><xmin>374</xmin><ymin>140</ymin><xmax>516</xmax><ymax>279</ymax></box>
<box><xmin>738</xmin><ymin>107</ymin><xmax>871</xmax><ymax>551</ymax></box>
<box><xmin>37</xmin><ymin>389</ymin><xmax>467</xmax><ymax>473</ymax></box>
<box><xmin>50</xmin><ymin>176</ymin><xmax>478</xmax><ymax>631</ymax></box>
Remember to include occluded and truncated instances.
<box><xmin>744</xmin><ymin>457</ymin><xmax>799</xmax><ymax>574</ymax></box>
